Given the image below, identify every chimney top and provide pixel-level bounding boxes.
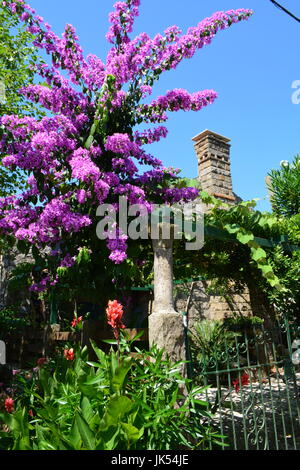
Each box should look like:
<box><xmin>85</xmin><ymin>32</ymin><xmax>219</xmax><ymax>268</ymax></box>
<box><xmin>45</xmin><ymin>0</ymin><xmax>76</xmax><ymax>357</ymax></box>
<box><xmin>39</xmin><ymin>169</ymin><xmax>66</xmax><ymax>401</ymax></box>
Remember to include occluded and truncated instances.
<box><xmin>193</xmin><ymin>129</ymin><xmax>236</xmax><ymax>203</ymax></box>
<box><xmin>192</xmin><ymin>129</ymin><xmax>231</xmax><ymax>144</ymax></box>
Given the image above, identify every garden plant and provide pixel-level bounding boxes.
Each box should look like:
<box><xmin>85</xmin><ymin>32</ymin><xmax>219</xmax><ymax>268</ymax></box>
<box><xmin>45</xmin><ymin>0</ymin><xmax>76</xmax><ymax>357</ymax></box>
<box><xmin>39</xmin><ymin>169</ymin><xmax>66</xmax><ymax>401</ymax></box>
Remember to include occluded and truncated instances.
<box><xmin>2</xmin><ymin>0</ymin><xmax>300</xmax><ymax>452</ymax></box>
<box><xmin>0</xmin><ymin>0</ymin><xmax>254</xmax><ymax>308</ymax></box>
<box><xmin>0</xmin><ymin>301</ymin><xmax>225</xmax><ymax>450</ymax></box>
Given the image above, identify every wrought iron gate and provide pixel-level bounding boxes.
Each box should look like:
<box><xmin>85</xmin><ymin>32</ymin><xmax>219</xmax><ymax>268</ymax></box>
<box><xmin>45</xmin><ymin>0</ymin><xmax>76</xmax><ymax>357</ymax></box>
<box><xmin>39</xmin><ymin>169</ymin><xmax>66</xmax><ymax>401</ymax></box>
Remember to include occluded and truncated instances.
<box><xmin>193</xmin><ymin>318</ymin><xmax>300</xmax><ymax>450</ymax></box>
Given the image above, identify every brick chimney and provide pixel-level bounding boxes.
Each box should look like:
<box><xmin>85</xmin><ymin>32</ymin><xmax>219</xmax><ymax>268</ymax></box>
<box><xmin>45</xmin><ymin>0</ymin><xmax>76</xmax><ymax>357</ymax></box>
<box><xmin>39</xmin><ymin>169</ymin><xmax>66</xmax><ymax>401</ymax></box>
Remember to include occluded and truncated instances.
<box><xmin>192</xmin><ymin>130</ymin><xmax>236</xmax><ymax>203</ymax></box>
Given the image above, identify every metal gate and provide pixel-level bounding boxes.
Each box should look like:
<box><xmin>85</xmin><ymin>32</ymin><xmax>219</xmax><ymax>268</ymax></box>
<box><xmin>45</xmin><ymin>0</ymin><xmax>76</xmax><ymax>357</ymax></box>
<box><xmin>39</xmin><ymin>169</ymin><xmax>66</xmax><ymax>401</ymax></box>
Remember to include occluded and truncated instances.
<box><xmin>193</xmin><ymin>318</ymin><xmax>300</xmax><ymax>450</ymax></box>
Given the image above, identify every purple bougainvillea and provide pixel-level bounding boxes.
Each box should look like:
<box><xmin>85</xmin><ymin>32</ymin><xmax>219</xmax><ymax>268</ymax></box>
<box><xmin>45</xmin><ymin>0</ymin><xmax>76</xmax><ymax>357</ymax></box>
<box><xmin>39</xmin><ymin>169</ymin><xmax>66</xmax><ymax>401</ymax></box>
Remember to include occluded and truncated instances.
<box><xmin>0</xmin><ymin>0</ymin><xmax>253</xmax><ymax>292</ymax></box>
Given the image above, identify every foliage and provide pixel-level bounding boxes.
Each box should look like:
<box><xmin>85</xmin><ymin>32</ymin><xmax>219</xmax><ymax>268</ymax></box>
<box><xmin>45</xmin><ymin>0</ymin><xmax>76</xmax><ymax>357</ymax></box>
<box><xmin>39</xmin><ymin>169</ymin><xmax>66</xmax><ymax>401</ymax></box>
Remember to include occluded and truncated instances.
<box><xmin>223</xmin><ymin>315</ymin><xmax>264</xmax><ymax>333</ymax></box>
<box><xmin>267</xmin><ymin>247</ymin><xmax>300</xmax><ymax>321</ymax></box>
<box><xmin>7</xmin><ymin>261</ymin><xmax>35</xmax><ymax>293</ymax></box>
<box><xmin>0</xmin><ymin>305</ymin><xmax>31</xmax><ymax>335</ymax></box>
<box><xmin>0</xmin><ymin>337</ymin><xmax>224</xmax><ymax>450</ymax></box>
<box><xmin>173</xmin><ymin>194</ymin><xmax>284</xmax><ymax>296</ymax></box>
<box><xmin>171</xmin><ymin>191</ymin><xmax>299</xmax><ymax>328</ymax></box>
<box><xmin>189</xmin><ymin>320</ymin><xmax>257</xmax><ymax>390</ymax></box>
<box><xmin>189</xmin><ymin>320</ymin><xmax>239</xmax><ymax>362</ymax></box>
<box><xmin>263</xmin><ymin>213</ymin><xmax>300</xmax><ymax>321</ymax></box>
<box><xmin>281</xmin><ymin>213</ymin><xmax>300</xmax><ymax>245</ymax></box>
<box><xmin>0</xmin><ymin>0</ymin><xmax>253</xmax><ymax>305</ymax></box>
<box><xmin>0</xmin><ymin>3</ymin><xmax>42</xmax><ymax>117</ymax></box>
<box><xmin>0</xmin><ymin>2</ymin><xmax>43</xmax><ymax>197</ymax></box>
<box><xmin>268</xmin><ymin>156</ymin><xmax>300</xmax><ymax>217</ymax></box>
<box><xmin>207</xmin><ymin>197</ymin><xmax>283</xmax><ymax>289</ymax></box>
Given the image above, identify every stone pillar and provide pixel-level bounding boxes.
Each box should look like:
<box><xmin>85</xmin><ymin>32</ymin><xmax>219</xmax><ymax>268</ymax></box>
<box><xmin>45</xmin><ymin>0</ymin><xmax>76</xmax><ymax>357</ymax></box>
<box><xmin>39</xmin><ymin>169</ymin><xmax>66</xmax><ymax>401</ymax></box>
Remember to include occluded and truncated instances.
<box><xmin>152</xmin><ymin>238</ymin><xmax>176</xmax><ymax>314</ymax></box>
<box><xmin>192</xmin><ymin>129</ymin><xmax>237</xmax><ymax>204</ymax></box>
<box><xmin>148</xmin><ymin>237</ymin><xmax>186</xmax><ymax>365</ymax></box>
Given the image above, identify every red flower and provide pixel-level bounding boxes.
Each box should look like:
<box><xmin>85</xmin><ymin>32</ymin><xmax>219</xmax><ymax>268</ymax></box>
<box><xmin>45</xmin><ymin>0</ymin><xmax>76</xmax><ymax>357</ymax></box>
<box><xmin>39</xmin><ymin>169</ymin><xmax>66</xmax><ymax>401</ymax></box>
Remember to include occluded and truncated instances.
<box><xmin>232</xmin><ymin>373</ymin><xmax>250</xmax><ymax>393</ymax></box>
<box><xmin>4</xmin><ymin>397</ymin><xmax>14</xmax><ymax>413</ymax></box>
<box><xmin>28</xmin><ymin>409</ymin><xmax>34</xmax><ymax>417</ymax></box>
<box><xmin>64</xmin><ymin>348</ymin><xmax>75</xmax><ymax>361</ymax></box>
<box><xmin>106</xmin><ymin>300</ymin><xmax>125</xmax><ymax>339</ymax></box>
<box><xmin>71</xmin><ymin>316</ymin><xmax>83</xmax><ymax>328</ymax></box>
<box><xmin>37</xmin><ymin>357</ymin><xmax>47</xmax><ymax>367</ymax></box>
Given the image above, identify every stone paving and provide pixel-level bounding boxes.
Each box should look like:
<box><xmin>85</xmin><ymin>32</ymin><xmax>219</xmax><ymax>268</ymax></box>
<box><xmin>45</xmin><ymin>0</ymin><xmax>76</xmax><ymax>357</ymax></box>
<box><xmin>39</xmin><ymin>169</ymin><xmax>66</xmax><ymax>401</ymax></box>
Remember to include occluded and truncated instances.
<box><xmin>197</xmin><ymin>372</ymin><xmax>300</xmax><ymax>450</ymax></box>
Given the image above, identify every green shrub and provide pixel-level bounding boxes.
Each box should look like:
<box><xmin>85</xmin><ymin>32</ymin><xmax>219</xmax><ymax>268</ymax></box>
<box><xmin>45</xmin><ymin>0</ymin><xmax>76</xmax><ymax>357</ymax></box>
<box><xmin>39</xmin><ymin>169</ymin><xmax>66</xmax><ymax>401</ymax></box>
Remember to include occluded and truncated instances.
<box><xmin>190</xmin><ymin>320</ymin><xmax>239</xmax><ymax>360</ymax></box>
<box><xmin>0</xmin><ymin>336</ymin><xmax>224</xmax><ymax>450</ymax></box>
<box><xmin>189</xmin><ymin>320</ymin><xmax>240</xmax><ymax>384</ymax></box>
<box><xmin>0</xmin><ymin>305</ymin><xmax>31</xmax><ymax>336</ymax></box>
<box><xmin>222</xmin><ymin>316</ymin><xmax>264</xmax><ymax>333</ymax></box>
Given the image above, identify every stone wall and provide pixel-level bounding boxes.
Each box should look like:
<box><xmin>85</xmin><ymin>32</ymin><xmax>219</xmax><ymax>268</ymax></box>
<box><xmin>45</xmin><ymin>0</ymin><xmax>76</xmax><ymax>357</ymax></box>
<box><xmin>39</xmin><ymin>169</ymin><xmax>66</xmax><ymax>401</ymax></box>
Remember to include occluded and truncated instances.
<box><xmin>127</xmin><ymin>280</ymin><xmax>265</xmax><ymax>331</ymax></box>
<box><xmin>0</xmin><ymin>249</ymin><xmax>34</xmax><ymax>308</ymax></box>
<box><xmin>173</xmin><ymin>281</ymin><xmax>263</xmax><ymax>328</ymax></box>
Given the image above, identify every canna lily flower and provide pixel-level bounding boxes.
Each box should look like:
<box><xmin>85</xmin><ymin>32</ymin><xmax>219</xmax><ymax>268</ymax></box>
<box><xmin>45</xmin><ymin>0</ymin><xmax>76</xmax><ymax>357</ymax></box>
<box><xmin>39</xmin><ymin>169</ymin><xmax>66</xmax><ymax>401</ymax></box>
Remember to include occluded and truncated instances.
<box><xmin>4</xmin><ymin>397</ymin><xmax>14</xmax><ymax>413</ymax></box>
<box><xmin>64</xmin><ymin>348</ymin><xmax>75</xmax><ymax>361</ymax></box>
<box><xmin>106</xmin><ymin>300</ymin><xmax>125</xmax><ymax>340</ymax></box>
<box><xmin>37</xmin><ymin>357</ymin><xmax>47</xmax><ymax>367</ymax></box>
<box><xmin>71</xmin><ymin>316</ymin><xmax>83</xmax><ymax>328</ymax></box>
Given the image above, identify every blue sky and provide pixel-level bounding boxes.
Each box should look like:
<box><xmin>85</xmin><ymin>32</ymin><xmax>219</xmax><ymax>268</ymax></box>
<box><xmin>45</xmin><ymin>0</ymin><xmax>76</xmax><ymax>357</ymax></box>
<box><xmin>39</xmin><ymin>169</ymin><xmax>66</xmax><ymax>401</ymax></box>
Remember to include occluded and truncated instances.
<box><xmin>28</xmin><ymin>0</ymin><xmax>300</xmax><ymax>211</ymax></box>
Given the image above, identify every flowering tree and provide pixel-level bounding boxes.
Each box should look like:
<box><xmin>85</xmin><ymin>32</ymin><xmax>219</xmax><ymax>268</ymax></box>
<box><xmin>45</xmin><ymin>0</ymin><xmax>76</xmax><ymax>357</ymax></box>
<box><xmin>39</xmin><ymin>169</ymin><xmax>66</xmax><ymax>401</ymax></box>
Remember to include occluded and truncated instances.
<box><xmin>0</xmin><ymin>0</ymin><xmax>253</xmax><ymax>302</ymax></box>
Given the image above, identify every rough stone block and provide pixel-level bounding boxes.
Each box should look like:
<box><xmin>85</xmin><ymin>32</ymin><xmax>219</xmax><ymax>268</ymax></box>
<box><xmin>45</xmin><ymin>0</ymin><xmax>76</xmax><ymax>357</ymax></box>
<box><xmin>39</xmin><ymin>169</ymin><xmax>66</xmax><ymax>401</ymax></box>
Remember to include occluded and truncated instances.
<box><xmin>148</xmin><ymin>311</ymin><xmax>186</xmax><ymax>364</ymax></box>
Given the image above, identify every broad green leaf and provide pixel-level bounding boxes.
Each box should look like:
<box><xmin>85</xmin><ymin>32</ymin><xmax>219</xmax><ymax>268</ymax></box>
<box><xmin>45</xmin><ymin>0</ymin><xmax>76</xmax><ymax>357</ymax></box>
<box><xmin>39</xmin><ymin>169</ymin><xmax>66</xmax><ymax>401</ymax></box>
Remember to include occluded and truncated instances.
<box><xmin>101</xmin><ymin>428</ymin><xmax>119</xmax><ymax>450</ymax></box>
<box><xmin>121</xmin><ymin>422</ymin><xmax>144</xmax><ymax>442</ymax></box>
<box><xmin>13</xmin><ymin>437</ymin><xmax>31</xmax><ymax>450</ymax></box>
<box><xmin>100</xmin><ymin>395</ymin><xmax>133</xmax><ymax>431</ymax></box>
<box><xmin>90</xmin><ymin>340</ymin><xmax>108</xmax><ymax>362</ymax></box>
<box><xmin>112</xmin><ymin>356</ymin><xmax>133</xmax><ymax>393</ymax></box>
<box><xmin>251</xmin><ymin>247</ymin><xmax>267</xmax><ymax>261</ymax></box>
<box><xmin>236</xmin><ymin>231</ymin><xmax>254</xmax><ymax>244</ymax></box>
<box><xmin>224</xmin><ymin>224</ymin><xmax>241</xmax><ymax>234</ymax></box>
<box><xmin>258</xmin><ymin>263</ymin><xmax>274</xmax><ymax>276</ymax></box>
<box><xmin>69</xmin><ymin>418</ymin><xmax>82</xmax><ymax>450</ymax></box>
<box><xmin>80</xmin><ymin>396</ymin><xmax>94</xmax><ymax>424</ymax></box>
<box><xmin>84</xmin><ymin>372</ymin><xmax>105</xmax><ymax>385</ymax></box>
<box><xmin>74</xmin><ymin>413</ymin><xmax>95</xmax><ymax>450</ymax></box>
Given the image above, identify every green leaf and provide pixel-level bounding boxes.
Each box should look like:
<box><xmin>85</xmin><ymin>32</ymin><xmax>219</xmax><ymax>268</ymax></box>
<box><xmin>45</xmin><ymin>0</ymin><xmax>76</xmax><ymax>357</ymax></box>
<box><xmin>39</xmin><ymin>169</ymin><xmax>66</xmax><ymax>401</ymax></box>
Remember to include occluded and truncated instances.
<box><xmin>74</xmin><ymin>412</ymin><xmax>95</xmax><ymax>450</ymax></box>
<box><xmin>112</xmin><ymin>356</ymin><xmax>133</xmax><ymax>393</ymax></box>
<box><xmin>259</xmin><ymin>263</ymin><xmax>273</xmax><ymax>276</ymax></box>
<box><xmin>100</xmin><ymin>395</ymin><xmax>133</xmax><ymax>431</ymax></box>
<box><xmin>86</xmin><ymin>361</ymin><xmax>102</xmax><ymax>368</ymax></box>
<box><xmin>80</xmin><ymin>396</ymin><xmax>94</xmax><ymax>424</ymax></box>
<box><xmin>100</xmin><ymin>428</ymin><xmax>119</xmax><ymax>450</ymax></box>
<box><xmin>36</xmin><ymin>425</ymin><xmax>57</xmax><ymax>450</ymax></box>
<box><xmin>236</xmin><ymin>231</ymin><xmax>254</xmax><ymax>244</ymax></box>
<box><xmin>84</xmin><ymin>372</ymin><xmax>105</xmax><ymax>385</ymax></box>
<box><xmin>102</xmin><ymin>339</ymin><xmax>118</xmax><ymax>345</ymax></box>
<box><xmin>251</xmin><ymin>247</ymin><xmax>267</xmax><ymax>261</ymax></box>
<box><xmin>121</xmin><ymin>422</ymin><xmax>144</xmax><ymax>442</ymax></box>
<box><xmin>69</xmin><ymin>418</ymin><xmax>82</xmax><ymax>450</ymax></box>
<box><xmin>90</xmin><ymin>340</ymin><xmax>109</xmax><ymax>361</ymax></box>
<box><xmin>224</xmin><ymin>224</ymin><xmax>241</xmax><ymax>234</ymax></box>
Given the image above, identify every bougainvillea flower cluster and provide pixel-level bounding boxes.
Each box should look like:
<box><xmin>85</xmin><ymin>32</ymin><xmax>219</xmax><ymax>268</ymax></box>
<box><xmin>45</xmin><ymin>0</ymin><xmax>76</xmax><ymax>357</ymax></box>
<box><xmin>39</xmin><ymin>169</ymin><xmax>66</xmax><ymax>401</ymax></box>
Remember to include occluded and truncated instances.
<box><xmin>0</xmin><ymin>0</ymin><xmax>253</xmax><ymax>292</ymax></box>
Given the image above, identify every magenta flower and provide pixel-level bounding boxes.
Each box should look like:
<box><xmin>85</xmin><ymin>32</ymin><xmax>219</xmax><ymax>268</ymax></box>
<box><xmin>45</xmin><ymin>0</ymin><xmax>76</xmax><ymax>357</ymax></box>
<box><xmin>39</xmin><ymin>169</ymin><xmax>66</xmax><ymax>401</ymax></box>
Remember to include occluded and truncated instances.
<box><xmin>0</xmin><ymin>0</ymin><xmax>253</xmax><ymax>286</ymax></box>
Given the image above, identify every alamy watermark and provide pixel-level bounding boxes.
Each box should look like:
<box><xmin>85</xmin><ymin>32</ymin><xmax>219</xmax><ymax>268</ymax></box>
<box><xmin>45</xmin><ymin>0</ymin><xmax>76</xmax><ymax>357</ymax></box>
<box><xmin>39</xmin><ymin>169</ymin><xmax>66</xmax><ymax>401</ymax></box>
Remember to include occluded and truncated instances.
<box><xmin>292</xmin><ymin>339</ymin><xmax>300</xmax><ymax>365</ymax></box>
<box><xmin>291</xmin><ymin>80</ymin><xmax>300</xmax><ymax>104</ymax></box>
<box><xmin>96</xmin><ymin>197</ymin><xmax>204</xmax><ymax>250</ymax></box>
<box><xmin>0</xmin><ymin>81</ymin><xmax>6</xmax><ymax>104</ymax></box>
<box><xmin>0</xmin><ymin>340</ymin><xmax>6</xmax><ymax>365</ymax></box>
